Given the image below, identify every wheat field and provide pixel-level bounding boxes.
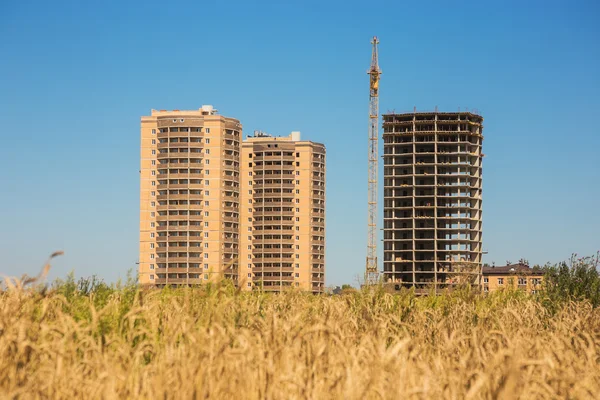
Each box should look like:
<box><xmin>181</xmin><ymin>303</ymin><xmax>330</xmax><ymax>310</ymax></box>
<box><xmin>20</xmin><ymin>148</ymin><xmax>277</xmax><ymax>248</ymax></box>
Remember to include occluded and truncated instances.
<box><xmin>1</xmin><ymin>276</ymin><xmax>599</xmax><ymax>400</ymax></box>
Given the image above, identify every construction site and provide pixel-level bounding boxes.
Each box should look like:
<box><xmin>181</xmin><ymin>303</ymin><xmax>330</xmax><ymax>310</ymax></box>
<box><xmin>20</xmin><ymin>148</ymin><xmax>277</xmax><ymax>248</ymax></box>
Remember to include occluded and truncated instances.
<box><xmin>381</xmin><ymin>111</ymin><xmax>484</xmax><ymax>291</ymax></box>
<box><xmin>364</xmin><ymin>38</ymin><xmax>484</xmax><ymax>292</ymax></box>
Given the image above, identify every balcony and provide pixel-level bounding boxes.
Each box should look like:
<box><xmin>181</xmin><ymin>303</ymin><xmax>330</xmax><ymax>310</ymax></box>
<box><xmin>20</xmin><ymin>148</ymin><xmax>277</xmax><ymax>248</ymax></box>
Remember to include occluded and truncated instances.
<box><xmin>252</xmin><ymin>266</ymin><xmax>295</xmax><ymax>273</ymax></box>
<box><xmin>256</xmin><ymin>275</ymin><xmax>295</xmax><ymax>282</ymax></box>
<box><xmin>252</xmin><ymin>257</ymin><xmax>293</xmax><ymax>264</ymax></box>
<box><xmin>253</xmin><ymin>182</ymin><xmax>295</xmax><ymax>190</ymax></box>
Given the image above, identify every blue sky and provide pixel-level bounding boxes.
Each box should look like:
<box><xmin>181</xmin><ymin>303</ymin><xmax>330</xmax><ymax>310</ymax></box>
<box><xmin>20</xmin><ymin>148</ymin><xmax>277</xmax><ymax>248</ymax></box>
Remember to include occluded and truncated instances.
<box><xmin>1</xmin><ymin>0</ymin><xmax>598</xmax><ymax>286</ymax></box>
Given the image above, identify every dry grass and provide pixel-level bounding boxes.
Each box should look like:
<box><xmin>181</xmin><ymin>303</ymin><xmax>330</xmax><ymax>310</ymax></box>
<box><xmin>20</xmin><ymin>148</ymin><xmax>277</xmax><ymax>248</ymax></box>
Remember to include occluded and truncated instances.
<box><xmin>1</xmin><ymin>269</ymin><xmax>599</xmax><ymax>398</ymax></box>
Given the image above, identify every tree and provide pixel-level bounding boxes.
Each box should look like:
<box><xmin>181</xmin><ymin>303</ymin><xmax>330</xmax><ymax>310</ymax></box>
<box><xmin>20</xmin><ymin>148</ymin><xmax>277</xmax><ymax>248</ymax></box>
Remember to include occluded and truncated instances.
<box><xmin>542</xmin><ymin>253</ymin><xmax>600</xmax><ymax>308</ymax></box>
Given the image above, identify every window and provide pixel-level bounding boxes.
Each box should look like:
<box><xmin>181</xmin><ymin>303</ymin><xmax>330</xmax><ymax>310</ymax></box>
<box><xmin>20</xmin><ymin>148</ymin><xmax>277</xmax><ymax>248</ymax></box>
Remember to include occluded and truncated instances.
<box><xmin>248</xmin><ymin>190</ymin><xmax>252</xmax><ymax>195</ymax></box>
<box><xmin>205</xmin><ymin>180</ymin><xmax>209</xmax><ymax>185</ymax></box>
<box><xmin>296</xmin><ymin>171</ymin><xmax>300</xmax><ymax>175</ymax></box>
<box><xmin>483</xmin><ymin>277</ymin><xmax>488</xmax><ymax>283</ymax></box>
<box><xmin>206</xmin><ymin>159</ymin><xmax>210</xmax><ymax>164</ymax></box>
<box><xmin>295</xmin><ymin>245</ymin><xmax>299</xmax><ymax>250</ymax></box>
<box><xmin>248</xmin><ymin>172</ymin><xmax>252</xmax><ymax>176</ymax></box>
<box><xmin>498</xmin><ymin>278</ymin><xmax>504</xmax><ymax>285</ymax></box>
<box><xmin>295</xmin><ymin>254</ymin><xmax>299</xmax><ymax>259</ymax></box>
<box><xmin>150</xmin><ymin>212</ymin><xmax>155</xmax><ymax>217</ymax></box>
<box><xmin>295</xmin><ymin>189</ymin><xmax>300</xmax><ymax>194</ymax></box>
<box><xmin>296</xmin><ymin>152</ymin><xmax>299</xmax><ymax>157</ymax></box>
<box><xmin>295</xmin><ymin>282</ymin><xmax>299</xmax><ymax>287</ymax></box>
<box><xmin>151</xmin><ymin>181</ymin><xmax>156</xmax><ymax>186</ymax></box>
<box><xmin>150</xmin><ymin>254</ymin><xmax>154</xmax><ymax>259</ymax></box>
<box><xmin>248</xmin><ymin>227</ymin><xmax>252</xmax><ymax>231</ymax></box>
<box><xmin>247</xmin><ymin>245</ymin><xmax>251</xmax><ymax>250</ymax></box>
<box><xmin>248</xmin><ymin>254</ymin><xmax>251</xmax><ymax>259</ymax></box>
<box><xmin>205</xmin><ymin>138</ymin><xmax>210</xmax><ymax>144</ymax></box>
<box><xmin>151</xmin><ymin>191</ymin><xmax>155</xmax><ymax>196</ymax></box>
<box><xmin>204</xmin><ymin>232</ymin><xmax>209</xmax><ymax>238</ymax></box>
<box><xmin>204</xmin><ymin>211</ymin><xmax>209</xmax><ymax>216</ymax></box>
<box><xmin>295</xmin><ymin>273</ymin><xmax>299</xmax><ymax>278</ymax></box>
<box><xmin>248</xmin><ymin>199</ymin><xmax>252</xmax><ymax>204</ymax></box>
<box><xmin>247</xmin><ymin>273</ymin><xmax>251</xmax><ymax>278</ymax></box>
<box><xmin>296</xmin><ymin>180</ymin><xmax>300</xmax><ymax>184</ymax></box>
<box><xmin>205</xmin><ymin>190</ymin><xmax>209</xmax><ymax>195</ymax></box>
<box><xmin>296</xmin><ymin>227</ymin><xmax>299</xmax><ymax>231</ymax></box>
<box><xmin>204</xmin><ymin>243</ymin><xmax>208</xmax><ymax>248</ymax></box>
<box><xmin>483</xmin><ymin>286</ymin><xmax>489</xmax><ymax>292</ymax></box>
<box><xmin>205</xmin><ymin>149</ymin><xmax>210</xmax><ymax>154</ymax></box>
<box><xmin>150</xmin><ymin>274</ymin><xmax>154</xmax><ymax>280</ymax></box>
<box><xmin>150</xmin><ymin>233</ymin><xmax>155</xmax><ymax>238</ymax></box>
<box><xmin>295</xmin><ymin>217</ymin><xmax>299</xmax><ymax>222</ymax></box>
<box><xmin>205</xmin><ymin>128</ymin><xmax>210</xmax><ymax>134</ymax></box>
<box><xmin>150</xmin><ymin>222</ymin><xmax>155</xmax><ymax>227</ymax></box>
<box><xmin>296</xmin><ymin>199</ymin><xmax>299</xmax><ymax>203</ymax></box>
<box><xmin>152</xmin><ymin>129</ymin><xmax>156</xmax><ymax>135</ymax></box>
<box><xmin>296</xmin><ymin>236</ymin><xmax>299</xmax><ymax>240</ymax></box>
<box><xmin>296</xmin><ymin>208</ymin><xmax>299</xmax><ymax>212</ymax></box>
<box><xmin>204</xmin><ymin>274</ymin><xmax>209</xmax><ymax>279</ymax></box>
<box><xmin>295</xmin><ymin>264</ymin><xmax>299</xmax><ymax>268</ymax></box>
<box><xmin>150</xmin><ymin>243</ymin><xmax>154</xmax><ymax>249</ymax></box>
<box><xmin>151</xmin><ymin>139</ymin><xmax>156</xmax><ymax>145</ymax></box>
<box><xmin>152</xmin><ymin>160</ymin><xmax>156</xmax><ymax>166</ymax></box>
<box><xmin>151</xmin><ymin>170</ymin><xmax>156</xmax><ymax>176</ymax></box>
<box><xmin>204</xmin><ymin>222</ymin><xmax>209</xmax><ymax>227</ymax></box>
<box><xmin>205</xmin><ymin>170</ymin><xmax>209</xmax><ymax>175</ymax></box>
<box><xmin>152</xmin><ymin>150</ymin><xmax>156</xmax><ymax>155</ymax></box>
<box><xmin>151</xmin><ymin>201</ymin><xmax>155</xmax><ymax>207</ymax></box>
<box><xmin>150</xmin><ymin>264</ymin><xmax>154</xmax><ymax>269</ymax></box>
<box><xmin>204</xmin><ymin>253</ymin><xmax>208</xmax><ymax>259</ymax></box>
<box><xmin>205</xmin><ymin>201</ymin><xmax>209</xmax><ymax>206</ymax></box>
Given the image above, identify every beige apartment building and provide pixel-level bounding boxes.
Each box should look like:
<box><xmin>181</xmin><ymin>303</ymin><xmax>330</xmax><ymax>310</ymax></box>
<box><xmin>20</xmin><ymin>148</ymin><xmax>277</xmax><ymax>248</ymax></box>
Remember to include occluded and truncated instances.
<box><xmin>482</xmin><ymin>264</ymin><xmax>543</xmax><ymax>294</ymax></box>
<box><xmin>139</xmin><ymin>106</ymin><xmax>241</xmax><ymax>286</ymax></box>
<box><xmin>140</xmin><ymin>107</ymin><xmax>325</xmax><ymax>291</ymax></box>
<box><xmin>239</xmin><ymin>132</ymin><xmax>326</xmax><ymax>293</ymax></box>
<box><xmin>382</xmin><ymin>111</ymin><xmax>484</xmax><ymax>292</ymax></box>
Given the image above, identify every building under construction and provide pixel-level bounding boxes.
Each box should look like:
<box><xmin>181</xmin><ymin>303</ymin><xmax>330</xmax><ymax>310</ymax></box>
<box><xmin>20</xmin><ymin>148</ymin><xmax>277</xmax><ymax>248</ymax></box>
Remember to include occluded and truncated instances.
<box><xmin>382</xmin><ymin>111</ymin><xmax>484</xmax><ymax>292</ymax></box>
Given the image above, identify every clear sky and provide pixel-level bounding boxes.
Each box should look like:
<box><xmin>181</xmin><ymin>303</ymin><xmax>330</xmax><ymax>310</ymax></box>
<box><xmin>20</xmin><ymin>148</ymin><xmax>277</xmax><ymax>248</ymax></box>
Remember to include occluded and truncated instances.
<box><xmin>1</xmin><ymin>0</ymin><xmax>598</xmax><ymax>286</ymax></box>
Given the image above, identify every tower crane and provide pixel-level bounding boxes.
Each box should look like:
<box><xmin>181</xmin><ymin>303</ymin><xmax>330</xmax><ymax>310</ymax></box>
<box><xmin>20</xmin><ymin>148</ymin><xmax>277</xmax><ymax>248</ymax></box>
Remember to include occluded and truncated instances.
<box><xmin>366</xmin><ymin>37</ymin><xmax>381</xmax><ymax>285</ymax></box>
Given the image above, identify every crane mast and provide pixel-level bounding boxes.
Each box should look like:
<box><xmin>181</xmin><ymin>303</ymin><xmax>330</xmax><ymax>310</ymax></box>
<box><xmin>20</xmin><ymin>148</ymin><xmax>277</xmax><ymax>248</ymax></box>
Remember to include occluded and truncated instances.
<box><xmin>366</xmin><ymin>36</ymin><xmax>381</xmax><ymax>285</ymax></box>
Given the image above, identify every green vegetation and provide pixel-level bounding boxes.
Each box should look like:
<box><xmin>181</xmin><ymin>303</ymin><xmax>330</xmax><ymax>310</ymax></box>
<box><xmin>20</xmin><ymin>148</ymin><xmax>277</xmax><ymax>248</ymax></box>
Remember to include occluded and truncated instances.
<box><xmin>541</xmin><ymin>252</ymin><xmax>600</xmax><ymax>308</ymax></box>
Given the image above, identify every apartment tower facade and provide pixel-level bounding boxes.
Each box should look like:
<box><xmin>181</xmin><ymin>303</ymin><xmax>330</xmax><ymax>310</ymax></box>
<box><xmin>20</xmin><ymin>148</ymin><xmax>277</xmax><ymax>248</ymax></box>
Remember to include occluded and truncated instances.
<box><xmin>239</xmin><ymin>132</ymin><xmax>326</xmax><ymax>293</ymax></box>
<box><xmin>139</xmin><ymin>106</ymin><xmax>241</xmax><ymax>286</ymax></box>
<box><xmin>382</xmin><ymin>111</ymin><xmax>483</xmax><ymax>291</ymax></box>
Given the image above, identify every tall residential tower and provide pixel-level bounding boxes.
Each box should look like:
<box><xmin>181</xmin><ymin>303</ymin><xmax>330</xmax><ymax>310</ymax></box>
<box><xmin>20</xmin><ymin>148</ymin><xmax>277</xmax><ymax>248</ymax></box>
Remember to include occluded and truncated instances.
<box><xmin>239</xmin><ymin>132</ymin><xmax>326</xmax><ymax>293</ymax></box>
<box><xmin>139</xmin><ymin>106</ymin><xmax>241</xmax><ymax>286</ymax></box>
<box><xmin>382</xmin><ymin>111</ymin><xmax>484</xmax><ymax>292</ymax></box>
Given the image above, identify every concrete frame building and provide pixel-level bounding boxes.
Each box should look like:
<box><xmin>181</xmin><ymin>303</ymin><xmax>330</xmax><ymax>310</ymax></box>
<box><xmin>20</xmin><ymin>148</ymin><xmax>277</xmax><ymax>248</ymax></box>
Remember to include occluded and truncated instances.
<box><xmin>139</xmin><ymin>106</ymin><xmax>241</xmax><ymax>286</ymax></box>
<box><xmin>382</xmin><ymin>111</ymin><xmax>484</xmax><ymax>291</ymax></box>
<box><xmin>239</xmin><ymin>131</ymin><xmax>326</xmax><ymax>293</ymax></box>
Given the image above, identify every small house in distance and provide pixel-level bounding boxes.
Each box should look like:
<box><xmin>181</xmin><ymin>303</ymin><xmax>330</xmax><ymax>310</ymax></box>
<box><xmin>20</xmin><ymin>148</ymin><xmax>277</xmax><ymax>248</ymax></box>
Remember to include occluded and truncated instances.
<box><xmin>482</xmin><ymin>263</ymin><xmax>543</xmax><ymax>294</ymax></box>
